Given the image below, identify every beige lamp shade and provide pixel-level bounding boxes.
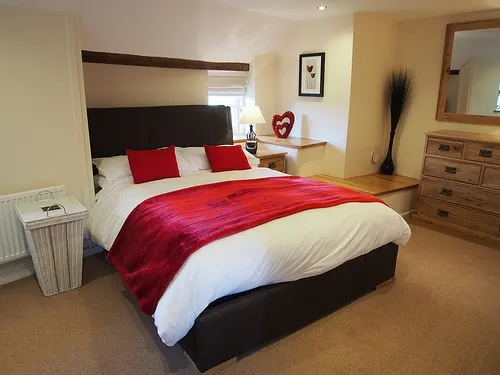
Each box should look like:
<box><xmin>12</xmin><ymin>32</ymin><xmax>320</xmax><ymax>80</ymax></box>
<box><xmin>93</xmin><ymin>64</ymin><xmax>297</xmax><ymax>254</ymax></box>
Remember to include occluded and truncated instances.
<box><xmin>239</xmin><ymin>105</ymin><xmax>266</xmax><ymax>124</ymax></box>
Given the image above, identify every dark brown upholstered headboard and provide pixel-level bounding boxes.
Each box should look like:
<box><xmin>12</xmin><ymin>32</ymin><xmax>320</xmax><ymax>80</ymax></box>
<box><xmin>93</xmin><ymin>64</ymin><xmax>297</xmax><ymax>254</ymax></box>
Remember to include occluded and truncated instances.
<box><xmin>87</xmin><ymin>105</ymin><xmax>233</xmax><ymax>158</ymax></box>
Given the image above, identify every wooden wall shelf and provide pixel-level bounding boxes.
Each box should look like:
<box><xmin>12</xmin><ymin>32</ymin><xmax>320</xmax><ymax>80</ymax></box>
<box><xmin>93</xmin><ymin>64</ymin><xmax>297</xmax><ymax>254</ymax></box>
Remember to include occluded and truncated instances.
<box><xmin>257</xmin><ymin>135</ymin><xmax>327</xmax><ymax>149</ymax></box>
<box><xmin>310</xmin><ymin>173</ymin><xmax>419</xmax><ymax>196</ymax></box>
<box><xmin>81</xmin><ymin>50</ymin><xmax>250</xmax><ymax>72</ymax></box>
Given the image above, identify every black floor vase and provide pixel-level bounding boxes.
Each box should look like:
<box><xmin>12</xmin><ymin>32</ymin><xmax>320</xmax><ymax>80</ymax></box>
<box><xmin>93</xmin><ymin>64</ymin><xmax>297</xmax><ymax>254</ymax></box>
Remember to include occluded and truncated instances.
<box><xmin>380</xmin><ymin>131</ymin><xmax>395</xmax><ymax>175</ymax></box>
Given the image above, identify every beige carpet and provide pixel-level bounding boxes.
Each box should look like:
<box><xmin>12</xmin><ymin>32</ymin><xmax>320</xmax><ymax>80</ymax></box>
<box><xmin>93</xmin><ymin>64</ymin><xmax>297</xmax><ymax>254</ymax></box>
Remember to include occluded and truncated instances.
<box><xmin>1</xmin><ymin>225</ymin><xmax>499</xmax><ymax>375</ymax></box>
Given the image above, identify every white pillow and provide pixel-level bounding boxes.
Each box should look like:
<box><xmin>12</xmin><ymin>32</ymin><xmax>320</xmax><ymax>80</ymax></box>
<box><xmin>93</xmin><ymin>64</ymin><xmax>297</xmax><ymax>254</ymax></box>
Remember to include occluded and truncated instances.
<box><xmin>177</xmin><ymin>146</ymin><xmax>260</xmax><ymax>169</ymax></box>
<box><xmin>242</xmin><ymin>148</ymin><xmax>260</xmax><ymax>167</ymax></box>
<box><xmin>92</xmin><ymin>155</ymin><xmax>131</xmax><ymax>184</ymax></box>
<box><xmin>93</xmin><ymin>151</ymin><xmax>199</xmax><ymax>181</ymax></box>
<box><xmin>158</xmin><ymin>146</ymin><xmax>201</xmax><ymax>175</ymax></box>
<box><xmin>176</xmin><ymin>147</ymin><xmax>211</xmax><ymax>170</ymax></box>
<box><xmin>176</xmin><ymin>153</ymin><xmax>200</xmax><ymax>175</ymax></box>
<box><xmin>93</xmin><ymin>174</ymin><xmax>112</xmax><ymax>190</ymax></box>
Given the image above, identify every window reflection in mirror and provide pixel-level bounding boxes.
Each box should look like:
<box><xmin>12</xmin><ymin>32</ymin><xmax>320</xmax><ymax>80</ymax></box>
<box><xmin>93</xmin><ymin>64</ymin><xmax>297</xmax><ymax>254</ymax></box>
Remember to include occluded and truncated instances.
<box><xmin>446</xmin><ymin>28</ymin><xmax>500</xmax><ymax>116</ymax></box>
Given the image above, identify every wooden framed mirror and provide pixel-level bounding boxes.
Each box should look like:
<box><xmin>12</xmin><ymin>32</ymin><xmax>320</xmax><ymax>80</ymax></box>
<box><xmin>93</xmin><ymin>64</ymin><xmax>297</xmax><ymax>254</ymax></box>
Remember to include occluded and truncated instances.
<box><xmin>437</xmin><ymin>19</ymin><xmax>500</xmax><ymax>126</ymax></box>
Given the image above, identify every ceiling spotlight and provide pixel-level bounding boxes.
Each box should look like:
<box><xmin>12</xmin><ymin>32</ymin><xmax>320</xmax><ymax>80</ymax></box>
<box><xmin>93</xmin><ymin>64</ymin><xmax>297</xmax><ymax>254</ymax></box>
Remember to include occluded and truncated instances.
<box><xmin>317</xmin><ymin>5</ymin><xmax>327</xmax><ymax>10</ymax></box>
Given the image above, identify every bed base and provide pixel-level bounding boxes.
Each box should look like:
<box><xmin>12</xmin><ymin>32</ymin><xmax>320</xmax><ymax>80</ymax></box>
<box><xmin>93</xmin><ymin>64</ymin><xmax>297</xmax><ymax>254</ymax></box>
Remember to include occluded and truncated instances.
<box><xmin>179</xmin><ymin>242</ymin><xmax>398</xmax><ymax>373</ymax></box>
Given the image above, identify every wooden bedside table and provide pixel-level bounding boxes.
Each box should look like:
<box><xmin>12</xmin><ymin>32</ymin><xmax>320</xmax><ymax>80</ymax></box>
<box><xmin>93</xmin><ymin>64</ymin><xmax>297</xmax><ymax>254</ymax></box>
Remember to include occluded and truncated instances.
<box><xmin>256</xmin><ymin>150</ymin><xmax>287</xmax><ymax>173</ymax></box>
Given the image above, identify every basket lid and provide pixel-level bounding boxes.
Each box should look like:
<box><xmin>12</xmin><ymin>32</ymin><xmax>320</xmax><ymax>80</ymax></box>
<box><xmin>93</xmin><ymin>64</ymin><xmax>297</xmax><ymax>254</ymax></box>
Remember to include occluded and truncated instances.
<box><xmin>16</xmin><ymin>196</ymin><xmax>88</xmax><ymax>229</ymax></box>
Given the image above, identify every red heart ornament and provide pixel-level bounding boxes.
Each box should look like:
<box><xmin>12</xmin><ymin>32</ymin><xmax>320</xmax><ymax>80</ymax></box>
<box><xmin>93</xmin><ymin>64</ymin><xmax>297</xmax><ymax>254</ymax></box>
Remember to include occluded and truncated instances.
<box><xmin>272</xmin><ymin>111</ymin><xmax>295</xmax><ymax>139</ymax></box>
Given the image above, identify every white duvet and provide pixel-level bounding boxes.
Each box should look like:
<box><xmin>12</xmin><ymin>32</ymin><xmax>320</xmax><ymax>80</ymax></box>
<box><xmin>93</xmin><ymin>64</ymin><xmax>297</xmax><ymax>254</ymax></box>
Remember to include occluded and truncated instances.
<box><xmin>87</xmin><ymin>168</ymin><xmax>411</xmax><ymax>346</ymax></box>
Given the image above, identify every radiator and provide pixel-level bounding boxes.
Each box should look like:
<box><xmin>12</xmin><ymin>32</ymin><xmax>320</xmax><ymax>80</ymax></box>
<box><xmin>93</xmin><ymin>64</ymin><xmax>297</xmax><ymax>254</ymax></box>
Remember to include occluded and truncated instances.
<box><xmin>0</xmin><ymin>185</ymin><xmax>66</xmax><ymax>264</ymax></box>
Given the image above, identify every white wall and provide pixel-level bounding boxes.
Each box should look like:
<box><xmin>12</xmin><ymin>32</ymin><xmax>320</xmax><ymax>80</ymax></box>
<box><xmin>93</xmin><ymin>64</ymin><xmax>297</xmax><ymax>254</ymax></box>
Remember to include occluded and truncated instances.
<box><xmin>278</xmin><ymin>15</ymin><xmax>354</xmax><ymax>178</ymax></box>
<box><xmin>0</xmin><ymin>0</ymin><xmax>295</xmax><ymax>62</ymax></box>
<box><xmin>394</xmin><ymin>10</ymin><xmax>500</xmax><ymax>179</ymax></box>
<box><xmin>344</xmin><ymin>13</ymin><xmax>398</xmax><ymax>178</ymax></box>
<box><xmin>0</xmin><ymin>5</ymin><xmax>93</xmax><ymax>206</ymax></box>
<box><xmin>83</xmin><ymin>64</ymin><xmax>208</xmax><ymax>108</ymax></box>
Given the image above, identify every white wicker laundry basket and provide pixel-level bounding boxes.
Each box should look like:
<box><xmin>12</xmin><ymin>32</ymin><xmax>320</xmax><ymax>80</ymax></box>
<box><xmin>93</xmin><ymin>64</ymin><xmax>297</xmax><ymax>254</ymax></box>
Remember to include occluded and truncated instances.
<box><xmin>16</xmin><ymin>196</ymin><xmax>88</xmax><ymax>296</ymax></box>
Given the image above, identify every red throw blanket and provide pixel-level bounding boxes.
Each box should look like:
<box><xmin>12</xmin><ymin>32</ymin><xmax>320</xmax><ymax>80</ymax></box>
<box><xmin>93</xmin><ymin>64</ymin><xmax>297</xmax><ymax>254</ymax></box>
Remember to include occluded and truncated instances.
<box><xmin>107</xmin><ymin>176</ymin><xmax>385</xmax><ymax>315</ymax></box>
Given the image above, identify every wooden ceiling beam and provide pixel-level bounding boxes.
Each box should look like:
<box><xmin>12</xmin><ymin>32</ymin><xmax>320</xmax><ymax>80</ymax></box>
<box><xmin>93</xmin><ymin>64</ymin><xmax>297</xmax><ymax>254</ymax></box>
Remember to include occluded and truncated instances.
<box><xmin>81</xmin><ymin>50</ymin><xmax>250</xmax><ymax>72</ymax></box>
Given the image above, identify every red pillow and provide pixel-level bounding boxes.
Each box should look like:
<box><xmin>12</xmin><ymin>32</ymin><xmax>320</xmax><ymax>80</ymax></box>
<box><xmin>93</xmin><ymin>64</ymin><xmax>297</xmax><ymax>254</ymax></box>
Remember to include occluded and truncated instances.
<box><xmin>204</xmin><ymin>145</ymin><xmax>251</xmax><ymax>173</ymax></box>
<box><xmin>126</xmin><ymin>147</ymin><xmax>180</xmax><ymax>184</ymax></box>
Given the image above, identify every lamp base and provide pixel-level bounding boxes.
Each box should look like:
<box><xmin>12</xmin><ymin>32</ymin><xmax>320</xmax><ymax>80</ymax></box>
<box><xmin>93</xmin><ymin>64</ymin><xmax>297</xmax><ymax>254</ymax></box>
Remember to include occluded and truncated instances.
<box><xmin>245</xmin><ymin>140</ymin><xmax>258</xmax><ymax>155</ymax></box>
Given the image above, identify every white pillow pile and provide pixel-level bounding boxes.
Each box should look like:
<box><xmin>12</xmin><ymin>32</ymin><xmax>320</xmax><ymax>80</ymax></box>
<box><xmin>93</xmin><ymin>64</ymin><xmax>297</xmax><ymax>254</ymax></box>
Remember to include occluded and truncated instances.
<box><xmin>176</xmin><ymin>146</ymin><xmax>260</xmax><ymax>169</ymax></box>
<box><xmin>92</xmin><ymin>155</ymin><xmax>132</xmax><ymax>184</ymax></box>
<box><xmin>92</xmin><ymin>145</ymin><xmax>260</xmax><ymax>191</ymax></box>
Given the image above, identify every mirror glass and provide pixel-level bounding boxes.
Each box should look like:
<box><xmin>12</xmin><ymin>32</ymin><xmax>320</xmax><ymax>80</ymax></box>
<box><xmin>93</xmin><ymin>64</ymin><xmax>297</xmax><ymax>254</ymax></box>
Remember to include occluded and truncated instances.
<box><xmin>445</xmin><ymin>27</ymin><xmax>500</xmax><ymax>116</ymax></box>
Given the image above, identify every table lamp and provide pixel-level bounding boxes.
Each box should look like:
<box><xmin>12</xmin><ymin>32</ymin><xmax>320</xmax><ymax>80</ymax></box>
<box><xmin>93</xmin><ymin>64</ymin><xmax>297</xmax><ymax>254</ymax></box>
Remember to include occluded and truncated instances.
<box><xmin>239</xmin><ymin>105</ymin><xmax>266</xmax><ymax>154</ymax></box>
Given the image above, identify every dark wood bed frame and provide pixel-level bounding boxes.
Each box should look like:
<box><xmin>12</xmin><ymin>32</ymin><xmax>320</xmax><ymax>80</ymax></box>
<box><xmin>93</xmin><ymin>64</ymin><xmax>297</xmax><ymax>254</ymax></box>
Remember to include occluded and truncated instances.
<box><xmin>87</xmin><ymin>105</ymin><xmax>399</xmax><ymax>373</ymax></box>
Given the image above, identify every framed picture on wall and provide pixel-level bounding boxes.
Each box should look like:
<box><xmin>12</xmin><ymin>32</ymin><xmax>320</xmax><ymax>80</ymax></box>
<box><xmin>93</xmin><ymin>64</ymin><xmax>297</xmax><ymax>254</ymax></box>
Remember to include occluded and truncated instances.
<box><xmin>299</xmin><ymin>52</ymin><xmax>325</xmax><ymax>97</ymax></box>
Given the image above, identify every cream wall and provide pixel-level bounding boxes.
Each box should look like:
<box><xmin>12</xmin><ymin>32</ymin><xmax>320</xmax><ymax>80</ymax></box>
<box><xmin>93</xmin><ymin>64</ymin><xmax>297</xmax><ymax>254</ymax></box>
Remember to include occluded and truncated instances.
<box><xmin>344</xmin><ymin>13</ymin><xmax>398</xmax><ymax>178</ymax></box>
<box><xmin>395</xmin><ymin>10</ymin><xmax>500</xmax><ymax>179</ymax></box>
<box><xmin>454</xmin><ymin>58</ymin><xmax>500</xmax><ymax>116</ymax></box>
<box><xmin>0</xmin><ymin>0</ymin><xmax>295</xmax><ymax>62</ymax></box>
<box><xmin>451</xmin><ymin>33</ymin><xmax>500</xmax><ymax>70</ymax></box>
<box><xmin>278</xmin><ymin>15</ymin><xmax>354</xmax><ymax>178</ymax></box>
<box><xmin>457</xmin><ymin>60</ymin><xmax>474</xmax><ymax>113</ymax></box>
<box><xmin>257</xmin><ymin>144</ymin><xmax>328</xmax><ymax>177</ymax></box>
<box><xmin>468</xmin><ymin>58</ymin><xmax>500</xmax><ymax>116</ymax></box>
<box><xmin>83</xmin><ymin>64</ymin><xmax>208</xmax><ymax>108</ymax></box>
<box><xmin>253</xmin><ymin>53</ymin><xmax>279</xmax><ymax>135</ymax></box>
<box><xmin>0</xmin><ymin>5</ymin><xmax>93</xmax><ymax>207</ymax></box>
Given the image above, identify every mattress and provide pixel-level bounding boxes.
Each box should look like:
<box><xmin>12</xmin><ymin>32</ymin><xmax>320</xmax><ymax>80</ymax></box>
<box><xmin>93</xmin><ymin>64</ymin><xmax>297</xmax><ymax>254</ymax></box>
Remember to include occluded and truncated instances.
<box><xmin>87</xmin><ymin>168</ymin><xmax>411</xmax><ymax>346</ymax></box>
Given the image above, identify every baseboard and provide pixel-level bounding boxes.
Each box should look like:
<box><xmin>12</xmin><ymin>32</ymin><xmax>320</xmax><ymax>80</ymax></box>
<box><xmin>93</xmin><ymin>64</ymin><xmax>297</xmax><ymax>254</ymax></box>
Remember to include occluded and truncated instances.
<box><xmin>411</xmin><ymin>214</ymin><xmax>500</xmax><ymax>250</ymax></box>
<box><xmin>0</xmin><ymin>265</ymin><xmax>35</xmax><ymax>286</ymax></box>
<box><xmin>0</xmin><ymin>257</ymin><xmax>35</xmax><ymax>286</ymax></box>
<box><xmin>0</xmin><ymin>245</ymin><xmax>105</xmax><ymax>287</ymax></box>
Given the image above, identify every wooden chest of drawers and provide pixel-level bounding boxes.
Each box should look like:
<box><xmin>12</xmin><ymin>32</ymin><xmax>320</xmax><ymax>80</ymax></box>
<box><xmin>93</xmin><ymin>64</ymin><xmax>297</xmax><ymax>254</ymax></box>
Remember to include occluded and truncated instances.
<box><xmin>412</xmin><ymin>130</ymin><xmax>500</xmax><ymax>249</ymax></box>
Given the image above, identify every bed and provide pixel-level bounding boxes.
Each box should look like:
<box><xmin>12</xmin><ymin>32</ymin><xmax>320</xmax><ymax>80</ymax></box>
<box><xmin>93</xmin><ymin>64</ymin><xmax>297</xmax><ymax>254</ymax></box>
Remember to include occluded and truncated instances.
<box><xmin>86</xmin><ymin>105</ymin><xmax>411</xmax><ymax>373</ymax></box>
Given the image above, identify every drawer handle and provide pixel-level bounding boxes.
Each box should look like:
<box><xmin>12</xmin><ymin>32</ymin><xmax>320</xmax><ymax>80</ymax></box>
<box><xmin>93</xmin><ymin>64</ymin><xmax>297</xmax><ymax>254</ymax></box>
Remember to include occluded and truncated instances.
<box><xmin>440</xmin><ymin>188</ymin><xmax>453</xmax><ymax>196</ymax></box>
<box><xmin>268</xmin><ymin>162</ymin><xmax>277</xmax><ymax>169</ymax></box>
<box><xmin>479</xmin><ymin>149</ymin><xmax>493</xmax><ymax>158</ymax></box>
<box><xmin>444</xmin><ymin>166</ymin><xmax>457</xmax><ymax>174</ymax></box>
<box><xmin>437</xmin><ymin>209</ymin><xmax>449</xmax><ymax>218</ymax></box>
<box><xmin>439</xmin><ymin>144</ymin><xmax>451</xmax><ymax>152</ymax></box>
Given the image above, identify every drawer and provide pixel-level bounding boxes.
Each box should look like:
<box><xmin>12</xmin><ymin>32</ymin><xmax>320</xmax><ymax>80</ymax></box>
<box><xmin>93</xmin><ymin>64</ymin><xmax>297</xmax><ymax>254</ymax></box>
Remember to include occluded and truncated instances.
<box><xmin>417</xmin><ymin>198</ymin><xmax>500</xmax><ymax>237</ymax></box>
<box><xmin>426</xmin><ymin>138</ymin><xmax>464</xmax><ymax>159</ymax></box>
<box><xmin>482</xmin><ymin>167</ymin><xmax>500</xmax><ymax>191</ymax></box>
<box><xmin>423</xmin><ymin>156</ymin><xmax>481</xmax><ymax>185</ymax></box>
<box><xmin>420</xmin><ymin>178</ymin><xmax>500</xmax><ymax>215</ymax></box>
<box><xmin>259</xmin><ymin>156</ymin><xmax>285</xmax><ymax>172</ymax></box>
<box><xmin>465</xmin><ymin>141</ymin><xmax>500</xmax><ymax>165</ymax></box>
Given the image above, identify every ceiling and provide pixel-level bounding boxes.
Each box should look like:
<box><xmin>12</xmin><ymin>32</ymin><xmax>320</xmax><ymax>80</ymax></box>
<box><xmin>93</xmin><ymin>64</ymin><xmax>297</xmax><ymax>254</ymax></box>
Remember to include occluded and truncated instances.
<box><xmin>210</xmin><ymin>0</ymin><xmax>498</xmax><ymax>21</ymax></box>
